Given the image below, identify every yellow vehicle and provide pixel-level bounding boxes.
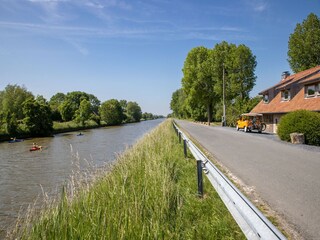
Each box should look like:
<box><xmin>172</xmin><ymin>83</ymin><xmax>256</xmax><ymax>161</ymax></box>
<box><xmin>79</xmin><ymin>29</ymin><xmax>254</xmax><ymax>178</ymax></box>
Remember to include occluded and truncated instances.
<box><xmin>236</xmin><ymin>113</ymin><xmax>266</xmax><ymax>133</ymax></box>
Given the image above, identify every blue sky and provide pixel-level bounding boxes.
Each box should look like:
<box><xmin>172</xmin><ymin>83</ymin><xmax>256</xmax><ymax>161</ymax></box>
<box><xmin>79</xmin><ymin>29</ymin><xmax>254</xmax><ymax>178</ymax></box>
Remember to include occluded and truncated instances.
<box><xmin>0</xmin><ymin>0</ymin><xmax>319</xmax><ymax>115</ymax></box>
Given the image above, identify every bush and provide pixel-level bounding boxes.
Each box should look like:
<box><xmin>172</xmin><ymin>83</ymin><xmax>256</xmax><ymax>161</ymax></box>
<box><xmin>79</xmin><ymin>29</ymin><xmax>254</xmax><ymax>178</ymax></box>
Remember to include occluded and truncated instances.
<box><xmin>277</xmin><ymin>110</ymin><xmax>320</xmax><ymax>146</ymax></box>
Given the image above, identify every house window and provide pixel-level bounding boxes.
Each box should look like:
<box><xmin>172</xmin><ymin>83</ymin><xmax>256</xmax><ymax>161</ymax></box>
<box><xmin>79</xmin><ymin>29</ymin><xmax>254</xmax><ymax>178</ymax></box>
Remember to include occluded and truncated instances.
<box><xmin>263</xmin><ymin>94</ymin><xmax>269</xmax><ymax>103</ymax></box>
<box><xmin>317</xmin><ymin>83</ymin><xmax>320</xmax><ymax>95</ymax></box>
<box><xmin>306</xmin><ymin>85</ymin><xmax>316</xmax><ymax>97</ymax></box>
<box><xmin>281</xmin><ymin>90</ymin><xmax>290</xmax><ymax>101</ymax></box>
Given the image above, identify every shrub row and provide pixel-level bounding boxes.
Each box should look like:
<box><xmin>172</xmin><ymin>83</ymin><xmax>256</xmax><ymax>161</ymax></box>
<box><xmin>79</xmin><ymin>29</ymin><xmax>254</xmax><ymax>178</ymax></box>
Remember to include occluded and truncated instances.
<box><xmin>277</xmin><ymin>110</ymin><xmax>320</xmax><ymax>146</ymax></box>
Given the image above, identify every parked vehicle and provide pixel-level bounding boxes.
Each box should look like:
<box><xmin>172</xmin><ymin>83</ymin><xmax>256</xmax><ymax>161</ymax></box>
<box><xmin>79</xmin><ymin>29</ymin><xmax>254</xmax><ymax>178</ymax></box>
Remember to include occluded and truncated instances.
<box><xmin>236</xmin><ymin>113</ymin><xmax>266</xmax><ymax>133</ymax></box>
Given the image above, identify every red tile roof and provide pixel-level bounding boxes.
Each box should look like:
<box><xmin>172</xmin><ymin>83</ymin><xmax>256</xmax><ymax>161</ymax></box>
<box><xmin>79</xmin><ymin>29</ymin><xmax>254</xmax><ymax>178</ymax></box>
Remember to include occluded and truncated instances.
<box><xmin>259</xmin><ymin>65</ymin><xmax>320</xmax><ymax>94</ymax></box>
<box><xmin>251</xmin><ymin>89</ymin><xmax>320</xmax><ymax>114</ymax></box>
<box><xmin>252</xmin><ymin>65</ymin><xmax>320</xmax><ymax>114</ymax></box>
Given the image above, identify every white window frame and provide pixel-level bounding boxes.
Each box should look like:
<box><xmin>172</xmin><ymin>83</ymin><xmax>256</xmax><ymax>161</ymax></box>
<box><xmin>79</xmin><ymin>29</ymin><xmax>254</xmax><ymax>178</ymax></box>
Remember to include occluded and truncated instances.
<box><xmin>281</xmin><ymin>89</ymin><xmax>290</xmax><ymax>101</ymax></box>
<box><xmin>305</xmin><ymin>84</ymin><xmax>316</xmax><ymax>97</ymax></box>
<box><xmin>263</xmin><ymin>94</ymin><xmax>269</xmax><ymax>103</ymax></box>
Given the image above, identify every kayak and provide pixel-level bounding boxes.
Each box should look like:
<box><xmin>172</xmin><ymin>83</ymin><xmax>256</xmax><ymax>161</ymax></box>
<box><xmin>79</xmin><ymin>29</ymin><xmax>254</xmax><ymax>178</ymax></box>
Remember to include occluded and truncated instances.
<box><xmin>8</xmin><ymin>139</ymin><xmax>24</xmax><ymax>143</ymax></box>
<box><xmin>30</xmin><ymin>146</ymin><xmax>42</xmax><ymax>151</ymax></box>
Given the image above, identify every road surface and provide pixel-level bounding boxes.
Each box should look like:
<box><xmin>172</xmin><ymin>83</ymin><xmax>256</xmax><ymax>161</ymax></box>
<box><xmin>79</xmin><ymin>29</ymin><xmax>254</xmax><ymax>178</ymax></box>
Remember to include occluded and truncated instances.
<box><xmin>176</xmin><ymin>120</ymin><xmax>320</xmax><ymax>240</ymax></box>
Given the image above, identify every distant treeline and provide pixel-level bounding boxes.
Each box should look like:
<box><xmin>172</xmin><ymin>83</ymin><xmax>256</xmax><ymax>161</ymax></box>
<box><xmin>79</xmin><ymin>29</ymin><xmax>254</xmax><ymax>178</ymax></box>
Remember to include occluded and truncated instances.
<box><xmin>0</xmin><ymin>84</ymin><xmax>164</xmax><ymax>137</ymax></box>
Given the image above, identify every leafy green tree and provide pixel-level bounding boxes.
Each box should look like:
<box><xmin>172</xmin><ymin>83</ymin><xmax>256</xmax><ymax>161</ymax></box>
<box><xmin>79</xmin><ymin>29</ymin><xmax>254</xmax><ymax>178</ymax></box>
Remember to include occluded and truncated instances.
<box><xmin>75</xmin><ymin>99</ymin><xmax>91</xmax><ymax>126</ymax></box>
<box><xmin>142</xmin><ymin>112</ymin><xmax>154</xmax><ymax>120</ymax></box>
<box><xmin>288</xmin><ymin>13</ymin><xmax>320</xmax><ymax>73</ymax></box>
<box><xmin>49</xmin><ymin>92</ymin><xmax>66</xmax><ymax>121</ymax></box>
<box><xmin>59</xmin><ymin>99</ymin><xmax>74</xmax><ymax>122</ymax></box>
<box><xmin>87</xmin><ymin>94</ymin><xmax>101</xmax><ymax>114</ymax></box>
<box><xmin>23</xmin><ymin>98</ymin><xmax>53</xmax><ymax>136</ymax></box>
<box><xmin>119</xmin><ymin>99</ymin><xmax>128</xmax><ymax>122</ymax></box>
<box><xmin>178</xmin><ymin>42</ymin><xmax>256</xmax><ymax>124</ymax></box>
<box><xmin>89</xmin><ymin>112</ymin><xmax>101</xmax><ymax>125</ymax></box>
<box><xmin>244</xmin><ymin>96</ymin><xmax>263</xmax><ymax>113</ymax></box>
<box><xmin>182</xmin><ymin>46</ymin><xmax>216</xmax><ymax>124</ymax></box>
<box><xmin>212</xmin><ymin>41</ymin><xmax>256</xmax><ymax>123</ymax></box>
<box><xmin>58</xmin><ymin>91</ymin><xmax>100</xmax><ymax>121</ymax></box>
<box><xmin>64</xmin><ymin>91</ymin><xmax>87</xmax><ymax>119</ymax></box>
<box><xmin>5</xmin><ymin>112</ymin><xmax>18</xmax><ymax>135</ymax></box>
<box><xmin>126</xmin><ymin>101</ymin><xmax>142</xmax><ymax>122</ymax></box>
<box><xmin>226</xmin><ymin>44</ymin><xmax>257</xmax><ymax>112</ymax></box>
<box><xmin>35</xmin><ymin>95</ymin><xmax>48</xmax><ymax>105</ymax></box>
<box><xmin>170</xmin><ymin>88</ymin><xmax>189</xmax><ymax>118</ymax></box>
<box><xmin>0</xmin><ymin>84</ymin><xmax>34</xmax><ymax>120</ymax></box>
<box><xmin>99</xmin><ymin>99</ymin><xmax>124</xmax><ymax>125</ymax></box>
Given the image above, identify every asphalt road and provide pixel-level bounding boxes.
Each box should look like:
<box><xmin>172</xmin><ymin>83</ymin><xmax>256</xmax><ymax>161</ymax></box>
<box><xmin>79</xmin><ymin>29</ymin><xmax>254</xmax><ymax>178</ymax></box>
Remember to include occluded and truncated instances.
<box><xmin>176</xmin><ymin>120</ymin><xmax>320</xmax><ymax>240</ymax></box>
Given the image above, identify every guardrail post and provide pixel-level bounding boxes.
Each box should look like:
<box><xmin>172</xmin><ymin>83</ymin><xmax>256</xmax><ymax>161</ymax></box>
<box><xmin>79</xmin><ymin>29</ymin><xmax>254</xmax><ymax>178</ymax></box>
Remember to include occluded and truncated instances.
<box><xmin>196</xmin><ymin>160</ymin><xmax>203</xmax><ymax>198</ymax></box>
<box><xmin>183</xmin><ymin>139</ymin><xmax>187</xmax><ymax>158</ymax></box>
<box><xmin>178</xmin><ymin>131</ymin><xmax>181</xmax><ymax>143</ymax></box>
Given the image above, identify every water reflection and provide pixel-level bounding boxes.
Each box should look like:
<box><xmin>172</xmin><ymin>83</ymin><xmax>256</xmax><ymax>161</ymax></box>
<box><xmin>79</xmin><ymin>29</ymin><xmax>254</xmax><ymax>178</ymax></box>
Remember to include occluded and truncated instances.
<box><xmin>0</xmin><ymin>119</ymin><xmax>163</xmax><ymax>236</ymax></box>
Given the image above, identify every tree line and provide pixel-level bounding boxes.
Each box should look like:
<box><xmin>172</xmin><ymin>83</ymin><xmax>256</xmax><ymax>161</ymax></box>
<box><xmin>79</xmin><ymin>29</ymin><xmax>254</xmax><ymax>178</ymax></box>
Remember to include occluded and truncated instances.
<box><xmin>0</xmin><ymin>84</ymin><xmax>163</xmax><ymax>137</ymax></box>
<box><xmin>171</xmin><ymin>13</ymin><xmax>320</xmax><ymax>125</ymax></box>
<box><xmin>170</xmin><ymin>41</ymin><xmax>260</xmax><ymax>125</ymax></box>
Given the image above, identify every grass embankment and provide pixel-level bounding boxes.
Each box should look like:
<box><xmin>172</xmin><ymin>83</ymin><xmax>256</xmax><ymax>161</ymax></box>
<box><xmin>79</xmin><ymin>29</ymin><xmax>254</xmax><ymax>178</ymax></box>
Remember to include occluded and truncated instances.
<box><xmin>52</xmin><ymin>120</ymin><xmax>103</xmax><ymax>134</ymax></box>
<box><xmin>0</xmin><ymin>120</ymin><xmax>103</xmax><ymax>141</ymax></box>
<box><xmin>11</xmin><ymin>119</ymin><xmax>245</xmax><ymax>240</ymax></box>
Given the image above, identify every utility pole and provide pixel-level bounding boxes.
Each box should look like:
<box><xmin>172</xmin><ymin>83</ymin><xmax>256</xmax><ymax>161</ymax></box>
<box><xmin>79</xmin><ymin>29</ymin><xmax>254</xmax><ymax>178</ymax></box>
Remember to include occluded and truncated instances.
<box><xmin>222</xmin><ymin>64</ymin><xmax>226</xmax><ymax>126</ymax></box>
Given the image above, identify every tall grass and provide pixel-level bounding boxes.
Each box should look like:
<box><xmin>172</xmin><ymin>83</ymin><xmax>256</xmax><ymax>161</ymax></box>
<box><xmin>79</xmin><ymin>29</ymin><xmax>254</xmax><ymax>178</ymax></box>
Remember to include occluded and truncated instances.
<box><xmin>10</xmin><ymin>119</ymin><xmax>245</xmax><ymax>239</ymax></box>
<box><xmin>53</xmin><ymin>120</ymin><xmax>100</xmax><ymax>133</ymax></box>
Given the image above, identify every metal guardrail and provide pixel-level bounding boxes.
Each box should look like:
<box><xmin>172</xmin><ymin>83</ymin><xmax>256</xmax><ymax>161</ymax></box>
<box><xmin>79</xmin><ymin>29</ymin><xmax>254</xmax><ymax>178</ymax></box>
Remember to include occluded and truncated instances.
<box><xmin>173</xmin><ymin>122</ymin><xmax>287</xmax><ymax>240</ymax></box>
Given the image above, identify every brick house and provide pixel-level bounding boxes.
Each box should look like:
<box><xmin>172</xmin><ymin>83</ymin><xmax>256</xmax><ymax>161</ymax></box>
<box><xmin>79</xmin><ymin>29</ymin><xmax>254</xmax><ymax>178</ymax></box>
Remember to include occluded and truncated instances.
<box><xmin>251</xmin><ymin>65</ymin><xmax>320</xmax><ymax>133</ymax></box>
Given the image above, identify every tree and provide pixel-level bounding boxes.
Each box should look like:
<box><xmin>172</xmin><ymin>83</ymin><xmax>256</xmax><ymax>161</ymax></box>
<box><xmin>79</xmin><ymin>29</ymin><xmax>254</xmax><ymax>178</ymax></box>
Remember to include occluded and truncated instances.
<box><xmin>99</xmin><ymin>99</ymin><xmax>124</xmax><ymax>125</ymax></box>
<box><xmin>179</xmin><ymin>42</ymin><xmax>256</xmax><ymax>125</ymax></box>
<box><xmin>226</xmin><ymin>44</ymin><xmax>257</xmax><ymax>113</ymax></box>
<box><xmin>126</xmin><ymin>101</ymin><xmax>142</xmax><ymax>122</ymax></box>
<box><xmin>182</xmin><ymin>46</ymin><xmax>216</xmax><ymax>124</ymax></box>
<box><xmin>49</xmin><ymin>92</ymin><xmax>66</xmax><ymax>121</ymax></box>
<box><xmin>212</xmin><ymin>41</ymin><xmax>256</xmax><ymax>124</ymax></box>
<box><xmin>288</xmin><ymin>13</ymin><xmax>320</xmax><ymax>73</ymax></box>
<box><xmin>87</xmin><ymin>93</ymin><xmax>101</xmax><ymax>115</ymax></box>
<box><xmin>5</xmin><ymin>112</ymin><xmax>18</xmax><ymax>135</ymax></box>
<box><xmin>23</xmin><ymin>98</ymin><xmax>53</xmax><ymax>136</ymax></box>
<box><xmin>58</xmin><ymin>91</ymin><xmax>100</xmax><ymax>121</ymax></box>
<box><xmin>119</xmin><ymin>99</ymin><xmax>128</xmax><ymax>122</ymax></box>
<box><xmin>74</xmin><ymin>99</ymin><xmax>91</xmax><ymax>125</ymax></box>
<box><xmin>170</xmin><ymin>88</ymin><xmax>188</xmax><ymax>118</ymax></box>
<box><xmin>59</xmin><ymin>99</ymin><xmax>74</xmax><ymax>121</ymax></box>
<box><xmin>0</xmin><ymin>84</ymin><xmax>34</xmax><ymax>120</ymax></box>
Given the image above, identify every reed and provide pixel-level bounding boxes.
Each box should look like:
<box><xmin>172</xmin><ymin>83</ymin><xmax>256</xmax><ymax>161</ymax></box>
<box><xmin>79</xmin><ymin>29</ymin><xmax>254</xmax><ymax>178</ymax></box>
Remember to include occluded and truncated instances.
<box><xmin>10</xmin><ymin>119</ymin><xmax>244</xmax><ymax>240</ymax></box>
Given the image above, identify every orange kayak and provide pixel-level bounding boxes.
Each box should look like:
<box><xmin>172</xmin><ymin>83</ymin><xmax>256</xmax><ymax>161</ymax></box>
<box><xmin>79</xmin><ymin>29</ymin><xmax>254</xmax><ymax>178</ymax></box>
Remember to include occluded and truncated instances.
<box><xmin>30</xmin><ymin>146</ymin><xmax>42</xmax><ymax>151</ymax></box>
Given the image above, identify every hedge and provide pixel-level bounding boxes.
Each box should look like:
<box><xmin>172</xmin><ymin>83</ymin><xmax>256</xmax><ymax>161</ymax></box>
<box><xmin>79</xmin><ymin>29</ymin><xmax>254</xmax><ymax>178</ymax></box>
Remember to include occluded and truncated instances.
<box><xmin>277</xmin><ymin>110</ymin><xmax>320</xmax><ymax>146</ymax></box>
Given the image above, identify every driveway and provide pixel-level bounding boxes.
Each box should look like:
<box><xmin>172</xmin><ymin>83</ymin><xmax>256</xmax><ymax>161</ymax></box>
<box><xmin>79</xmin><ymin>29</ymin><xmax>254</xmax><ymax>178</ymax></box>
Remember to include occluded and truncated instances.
<box><xmin>175</xmin><ymin>120</ymin><xmax>320</xmax><ymax>240</ymax></box>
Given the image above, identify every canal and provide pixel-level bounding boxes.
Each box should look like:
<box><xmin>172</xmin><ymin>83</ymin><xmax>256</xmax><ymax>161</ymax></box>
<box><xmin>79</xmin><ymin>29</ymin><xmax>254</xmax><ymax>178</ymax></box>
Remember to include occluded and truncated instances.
<box><xmin>0</xmin><ymin>119</ymin><xmax>164</xmax><ymax>237</ymax></box>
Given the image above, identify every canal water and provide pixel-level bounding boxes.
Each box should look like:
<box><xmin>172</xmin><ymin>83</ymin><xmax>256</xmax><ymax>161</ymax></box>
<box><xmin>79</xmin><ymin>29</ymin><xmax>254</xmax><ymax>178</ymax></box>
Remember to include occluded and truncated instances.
<box><xmin>0</xmin><ymin>119</ymin><xmax>164</xmax><ymax>237</ymax></box>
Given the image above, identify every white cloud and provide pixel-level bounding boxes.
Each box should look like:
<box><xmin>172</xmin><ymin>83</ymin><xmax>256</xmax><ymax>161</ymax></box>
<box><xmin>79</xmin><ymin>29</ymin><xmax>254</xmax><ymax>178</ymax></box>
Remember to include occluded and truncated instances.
<box><xmin>0</xmin><ymin>20</ymin><xmax>252</xmax><ymax>42</ymax></box>
<box><xmin>254</xmin><ymin>3</ymin><xmax>267</xmax><ymax>12</ymax></box>
<box><xmin>85</xmin><ymin>1</ymin><xmax>105</xmax><ymax>9</ymax></box>
<box><xmin>244</xmin><ymin>0</ymin><xmax>268</xmax><ymax>12</ymax></box>
<box><xmin>63</xmin><ymin>37</ymin><xmax>89</xmax><ymax>55</ymax></box>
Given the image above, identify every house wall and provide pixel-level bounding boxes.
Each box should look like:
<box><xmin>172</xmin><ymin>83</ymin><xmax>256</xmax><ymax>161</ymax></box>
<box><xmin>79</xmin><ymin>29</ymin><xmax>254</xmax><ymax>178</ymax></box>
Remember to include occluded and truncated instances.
<box><xmin>273</xmin><ymin>114</ymin><xmax>283</xmax><ymax>133</ymax></box>
<box><xmin>263</xmin><ymin>113</ymin><xmax>284</xmax><ymax>133</ymax></box>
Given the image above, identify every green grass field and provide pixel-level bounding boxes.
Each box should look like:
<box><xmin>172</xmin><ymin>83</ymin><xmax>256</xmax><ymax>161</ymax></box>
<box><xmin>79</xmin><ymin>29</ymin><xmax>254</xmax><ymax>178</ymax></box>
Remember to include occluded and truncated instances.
<box><xmin>11</xmin><ymin>119</ymin><xmax>245</xmax><ymax>240</ymax></box>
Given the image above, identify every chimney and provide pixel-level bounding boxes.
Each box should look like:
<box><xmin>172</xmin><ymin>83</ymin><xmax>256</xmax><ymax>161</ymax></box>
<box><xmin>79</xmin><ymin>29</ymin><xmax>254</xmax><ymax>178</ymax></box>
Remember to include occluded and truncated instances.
<box><xmin>281</xmin><ymin>71</ymin><xmax>290</xmax><ymax>80</ymax></box>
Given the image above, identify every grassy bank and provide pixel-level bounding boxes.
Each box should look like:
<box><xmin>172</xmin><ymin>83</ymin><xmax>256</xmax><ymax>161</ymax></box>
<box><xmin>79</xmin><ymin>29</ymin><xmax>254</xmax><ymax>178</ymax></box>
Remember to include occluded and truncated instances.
<box><xmin>10</xmin><ymin>119</ymin><xmax>244</xmax><ymax>239</ymax></box>
<box><xmin>52</xmin><ymin>120</ymin><xmax>103</xmax><ymax>134</ymax></box>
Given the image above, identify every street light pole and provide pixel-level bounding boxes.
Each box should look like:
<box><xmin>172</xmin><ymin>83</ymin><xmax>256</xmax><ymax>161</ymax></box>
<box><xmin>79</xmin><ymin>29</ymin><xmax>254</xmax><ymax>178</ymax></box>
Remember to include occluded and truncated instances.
<box><xmin>222</xmin><ymin>64</ymin><xmax>226</xmax><ymax>126</ymax></box>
